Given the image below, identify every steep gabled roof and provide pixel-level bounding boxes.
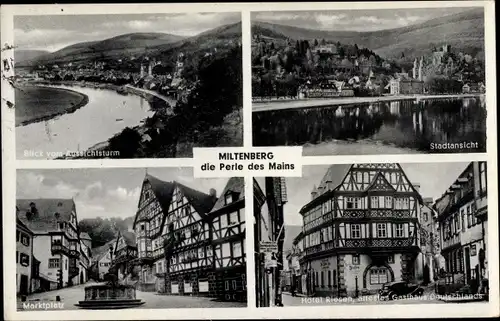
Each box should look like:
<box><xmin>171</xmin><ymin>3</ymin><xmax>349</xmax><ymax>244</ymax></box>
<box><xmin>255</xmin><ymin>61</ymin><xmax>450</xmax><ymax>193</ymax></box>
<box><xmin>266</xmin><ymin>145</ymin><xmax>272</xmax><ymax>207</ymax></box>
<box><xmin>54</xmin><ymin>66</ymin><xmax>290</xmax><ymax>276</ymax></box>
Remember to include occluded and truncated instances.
<box><xmin>177</xmin><ymin>182</ymin><xmax>218</xmax><ymax>215</ymax></box>
<box><xmin>91</xmin><ymin>238</ymin><xmax>116</xmax><ymax>263</ymax></box>
<box><xmin>134</xmin><ymin>174</ymin><xmax>217</xmax><ymax>230</ymax></box>
<box><xmin>209</xmin><ymin>177</ymin><xmax>244</xmax><ymax>214</ymax></box>
<box><xmin>79</xmin><ymin>232</ymin><xmax>91</xmax><ymax>240</ymax></box>
<box><xmin>16</xmin><ymin>199</ymin><xmax>75</xmax><ymax>233</ymax></box>
<box><xmin>120</xmin><ymin>231</ymin><xmax>137</xmax><ymax>248</ymax></box>
<box><xmin>17</xmin><ymin>217</ymin><xmax>33</xmax><ymax>235</ymax></box>
<box><xmin>366</xmin><ymin>172</ymin><xmax>396</xmax><ymax>192</ymax></box>
<box><xmin>301</xmin><ymin>165</ymin><xmax>351</xmax><ymax>214</ymax></box>
<box><xmin>316</xmin><ymin>164</ymin><xmax>352</xmax><ymax>194</ymax></box>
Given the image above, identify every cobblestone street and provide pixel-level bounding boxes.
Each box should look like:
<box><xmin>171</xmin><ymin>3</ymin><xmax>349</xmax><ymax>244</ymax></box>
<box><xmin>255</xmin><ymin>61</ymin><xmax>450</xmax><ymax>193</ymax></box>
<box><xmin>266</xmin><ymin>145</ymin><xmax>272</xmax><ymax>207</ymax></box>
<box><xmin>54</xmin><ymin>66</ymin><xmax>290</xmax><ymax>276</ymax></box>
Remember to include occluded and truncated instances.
<box><xmin>17</xmin><ymin>282</ymin><xmax>246</xmax><ymax>311</ymax></box>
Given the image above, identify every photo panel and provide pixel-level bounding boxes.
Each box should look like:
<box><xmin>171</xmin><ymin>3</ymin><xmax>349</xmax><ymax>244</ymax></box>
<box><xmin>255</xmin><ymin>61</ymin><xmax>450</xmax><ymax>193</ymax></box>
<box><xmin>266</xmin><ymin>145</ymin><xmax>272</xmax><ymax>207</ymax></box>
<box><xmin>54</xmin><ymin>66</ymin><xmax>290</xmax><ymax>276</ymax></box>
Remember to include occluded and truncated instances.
<box><xmin>254</xmin><ymin>162</ymin><xmax>490</xmax><ymax>307</ymax></box>
<box><xmin>14</xmin><ymin>12</ymin><xmax>243</xmax><ymax>160</ymax></box>
<box><xmin>15</xmin><ymin>167</ymin><xmax>247</xmax><ymax>310</ymax></box>
<box><xmin>250</xmin><ymin>7</ymin><xmax>487</xmax><ymax>156</ymax></box>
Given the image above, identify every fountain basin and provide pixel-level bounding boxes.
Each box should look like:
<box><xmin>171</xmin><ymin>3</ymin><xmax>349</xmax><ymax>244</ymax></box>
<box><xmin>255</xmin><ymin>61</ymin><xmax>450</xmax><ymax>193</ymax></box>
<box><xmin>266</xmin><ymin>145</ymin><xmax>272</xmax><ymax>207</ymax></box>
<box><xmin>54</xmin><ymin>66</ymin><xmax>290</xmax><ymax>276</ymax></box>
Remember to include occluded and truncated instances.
<box><xmin>75</xmin><ymin>283</ymin><xmax>145</xmax><ymax>309</ymax></box>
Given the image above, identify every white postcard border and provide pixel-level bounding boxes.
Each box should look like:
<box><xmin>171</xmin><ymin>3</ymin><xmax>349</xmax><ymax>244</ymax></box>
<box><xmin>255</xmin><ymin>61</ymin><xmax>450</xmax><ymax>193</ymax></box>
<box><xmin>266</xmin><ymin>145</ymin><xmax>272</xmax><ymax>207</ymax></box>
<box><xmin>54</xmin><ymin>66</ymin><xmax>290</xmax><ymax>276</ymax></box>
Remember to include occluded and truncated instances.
<box><xmin>2</xmin><ymin>1</ymin><xmax>499</xmax><ymax>320</ymax></box>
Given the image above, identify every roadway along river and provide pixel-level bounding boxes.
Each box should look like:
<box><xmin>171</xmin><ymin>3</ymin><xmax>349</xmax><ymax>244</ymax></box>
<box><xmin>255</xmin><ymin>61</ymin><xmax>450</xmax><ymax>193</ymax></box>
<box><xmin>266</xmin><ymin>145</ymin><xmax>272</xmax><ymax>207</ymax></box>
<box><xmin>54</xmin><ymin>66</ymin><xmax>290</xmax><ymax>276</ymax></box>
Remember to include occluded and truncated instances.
<box><xmin>16</xmin><ymin>85</ymin><xmax>155</xmax><ymax>159</ymax></box>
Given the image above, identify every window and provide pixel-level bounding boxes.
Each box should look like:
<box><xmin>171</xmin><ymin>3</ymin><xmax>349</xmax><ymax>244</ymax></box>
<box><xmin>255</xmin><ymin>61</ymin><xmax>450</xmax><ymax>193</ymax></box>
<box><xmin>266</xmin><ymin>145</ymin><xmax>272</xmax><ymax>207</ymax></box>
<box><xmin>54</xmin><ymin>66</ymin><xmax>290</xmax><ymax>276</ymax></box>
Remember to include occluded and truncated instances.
<box><xmin>395</xmin><ymin>224</ymin><xmax>404</xmax><ymax>238</ymax></box>
<box><xmin>352</xmin><ymin>255</ymin><xmax>360</xmax><ymax>265</ymax></box>
<box><xmin>479</xmin><ymin>162</ymin><xmax>487</xmax><ymax>196</ymax></box>
<box><xmin>20</xmin><ymin>253</ymin><xmax>30</xmax><ymax>267</ymax></box>
<box><xmin>16</xmin><ymin>251</ymin><xmax>19</xmax><ymax>263</ymax></box>
<box><xmin>65</xmin><ymin>259</ymin><xmax>68</xmax><ymax>270</ymax></box>
<box><xmin>229</xmin><ymin>212</ymin><xmax>239</xmax><ymax>225</ymax></box>
<box><xmin>232</xmin><ymin>280</ymin><xmax>237</xmax><ymax>290</ymax></box>
<box><xmin>387</xmin><ymin>255</ymin><xmax>394</xmax><ymax>264</ymax></box>
<box><xmin>328</xmin><ymin>271</ymin><xmax>332</xmax><ymax>287</ymax></box>
<box><xmin>345</xmin><ymin>197</ymin><xmax>361</xmax><ymax>209</ymax></box>
<box><xmin>370</xmin><ymin>267</ymin><xmax>389</xmax><ymax>284</ymax></box>
<box><xmin>350</xmin><ymin>224</ymin><xmax>361</xmax><ymax>239</ymax></box>
<box><xmin>225</xmin><ymin>280</ymin><xmax>230</xmax><ymax>291</ymax></box>
<box><xmin>321</xmin><ymin>271</ymin><xmax>325</xmax><ymax>287</ymax></box>
<box><xmin>20</xmin><ymin>233</ymin><xmax>30</xmax><ymax>246</ymax></box>
<box><xmin>455</xmin><ymin>213</ymin><xmax>460</xmax><ymax>232</ymax></box>
<box><xmin>220</xmin><ymin>215</ymin><xmax>228</xmax><ymax>228</ymax></box>
<box><xmin>423</xmin><ymin>212</ymin><xmax>428</xmax><ymax>222</ymax></box>
<box><xmin>225</xmin><ymin>193</ymin><xmax>233</xmax><ymax>205</ymax></box>
<box><xmin>377</xmin><ymin>223</ymin><xmax>387</xmax><ymax>238</ymax></box>
<box><xmin>16</xmin><ymin>230</ymin><xmax>20</xmax><ymax>242</ymax></box>
<box><xmin>48</xmin><ymin>258</ymin><xmax>60</xmax><ymax>269</ymax></box>
<box><xmin>333</xmin><ymin>270</ymin><xmax>337</xmax><ymax>286</ymax></box>
<box><xmin>467</xmin><ymin>206</ymin><xmax>472</xmax><ymax>227</ymax></box>
<box><xmin>232</xmin><ymin>242</ymin><xmax>242</xmax><ymax>258</ymax></box>
<box><xmin>371</xmin><ymin>196</ymin><xmax>379</xmax><ymax>208</ymax></box>
<box><xmin>315</xmin><ymin>271</ymin><xmax>319</xmax><ymax>287</ymax></box>
<box><xmin>385</xmin><ymin>196</ymin><xmax>393</xmax><ymax>208</ymax></box>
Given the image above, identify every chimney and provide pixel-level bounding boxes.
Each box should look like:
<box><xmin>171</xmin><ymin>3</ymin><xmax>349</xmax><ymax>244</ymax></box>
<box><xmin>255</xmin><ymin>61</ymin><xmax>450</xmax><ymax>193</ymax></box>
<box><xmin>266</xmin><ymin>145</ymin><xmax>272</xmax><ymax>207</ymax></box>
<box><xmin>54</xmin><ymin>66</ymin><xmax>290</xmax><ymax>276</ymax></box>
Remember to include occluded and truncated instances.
<box><xmin>209</xmin><ymin>188</ymin><xmax>217</xmax><ymax>200</ymax></box>
<box><xmin>311</xmin><ymin>185</ymin><xmax>318</xmax><ymax>200</ymax></box>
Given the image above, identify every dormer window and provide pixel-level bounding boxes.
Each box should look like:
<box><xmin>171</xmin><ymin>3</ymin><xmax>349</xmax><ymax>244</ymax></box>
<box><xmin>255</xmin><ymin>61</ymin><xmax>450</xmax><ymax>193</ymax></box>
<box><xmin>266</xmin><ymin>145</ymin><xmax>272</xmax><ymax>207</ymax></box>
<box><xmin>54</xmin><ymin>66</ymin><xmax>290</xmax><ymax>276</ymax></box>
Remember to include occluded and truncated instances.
<box><xmin>225</xmin><ymin>191</ymin><xmax>238</xmax><ymax>205</ymax></box>
<box><xmin>57</xmin><ymin>202</ymin><xmax>63</xmax><ymax>207</ymax></box>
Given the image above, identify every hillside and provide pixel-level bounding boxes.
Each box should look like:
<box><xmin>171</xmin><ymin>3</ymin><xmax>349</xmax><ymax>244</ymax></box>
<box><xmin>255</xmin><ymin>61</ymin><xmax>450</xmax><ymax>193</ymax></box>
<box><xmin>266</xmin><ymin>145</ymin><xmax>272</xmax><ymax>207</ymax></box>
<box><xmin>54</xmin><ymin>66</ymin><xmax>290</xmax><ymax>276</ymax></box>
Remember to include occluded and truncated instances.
<box><xmin>252</xmin><ymin>8</ymin><xmax>484</xmax><ymax>59</ymax></box>
<box><xmin>16</xmin><ymin>32</ymin><xmax>185</xmax><ymax>67</ymax></box>
<box><xmin>14</xmin><ymin>50</ymin><xmax>51</xmax><ymax>63</ymax></box>
<box><xmin>17</xmin><ymin>22</ymin><xmax>242</xmax><ymax>68</ymax></box>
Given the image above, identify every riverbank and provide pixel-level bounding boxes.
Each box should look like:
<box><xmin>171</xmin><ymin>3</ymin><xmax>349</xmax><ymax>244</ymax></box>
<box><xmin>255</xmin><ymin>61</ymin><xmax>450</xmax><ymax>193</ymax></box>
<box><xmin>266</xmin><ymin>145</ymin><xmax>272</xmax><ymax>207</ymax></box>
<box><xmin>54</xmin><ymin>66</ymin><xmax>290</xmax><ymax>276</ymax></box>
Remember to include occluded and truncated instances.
<box><xmin>67</xmin><ymin>108</ymin><xmax>243</xmax><ymax>159</ymax></box>
<box><xmin>15</xmin><ymin>84</ymin><xmax>89</xmax><ymax>127</ymax></box>
<box><xmin>252</xmin><ymin>93</ymin><xmax>485</xmax><ymax>112</ymax></box>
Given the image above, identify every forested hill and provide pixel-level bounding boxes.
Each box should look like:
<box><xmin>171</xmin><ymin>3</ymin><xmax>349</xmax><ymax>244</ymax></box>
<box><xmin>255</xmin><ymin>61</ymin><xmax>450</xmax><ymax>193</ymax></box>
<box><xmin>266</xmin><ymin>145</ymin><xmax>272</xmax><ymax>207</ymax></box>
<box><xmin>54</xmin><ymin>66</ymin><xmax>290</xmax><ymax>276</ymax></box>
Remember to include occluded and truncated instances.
<box><xmin>78</xmin><ymin>216</ymin><xmax>134</xmax><ymax>248</ymax></box>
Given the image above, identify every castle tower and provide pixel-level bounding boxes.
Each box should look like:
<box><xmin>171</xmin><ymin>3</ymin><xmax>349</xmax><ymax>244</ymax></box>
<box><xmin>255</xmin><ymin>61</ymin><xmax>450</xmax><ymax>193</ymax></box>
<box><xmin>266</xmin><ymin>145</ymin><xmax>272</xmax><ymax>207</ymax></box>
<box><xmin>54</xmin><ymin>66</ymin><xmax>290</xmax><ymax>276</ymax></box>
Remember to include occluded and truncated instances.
<box><xmin>412</xmin><ymin>58</ymin><xmax>418</xmax><ymax>79</ymax></box>
<box><xmin>140</xmin><ymin>64</ymin><xmax>145</xmax><ymax>78</ymax></box>
<box><xmin>148</xmin><ymin>61</ymin><xmax>153</xmax><ymax>77</ymax></box>
<box><xmin>418</xmin><ymin>57</ymin><xmax>423</xmax><ymax>81</ymax></box>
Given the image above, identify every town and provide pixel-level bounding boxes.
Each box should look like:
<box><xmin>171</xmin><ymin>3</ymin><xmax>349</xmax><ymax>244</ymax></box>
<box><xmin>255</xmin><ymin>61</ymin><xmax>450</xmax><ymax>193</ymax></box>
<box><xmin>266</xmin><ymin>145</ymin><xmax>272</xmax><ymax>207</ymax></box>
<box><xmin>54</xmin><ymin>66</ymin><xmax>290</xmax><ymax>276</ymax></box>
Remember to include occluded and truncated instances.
<box><xmin>14</xmin><ymin>19</ymin><xmax>243</xmax><ymax>160</ymax></box>
<box><xmin>16</xmin><ymin>174</ymin><xmax>248</xmax><ymax>309</ymax></box>
<box><xmin>264</xmin><ymin>162</ymin><xmax>489</xmax><ymax>306</ymax></box>
<box><xmin>251</xmin><ymin>36</ymin><xmax>485</xmax><ymax>101</ymax></box>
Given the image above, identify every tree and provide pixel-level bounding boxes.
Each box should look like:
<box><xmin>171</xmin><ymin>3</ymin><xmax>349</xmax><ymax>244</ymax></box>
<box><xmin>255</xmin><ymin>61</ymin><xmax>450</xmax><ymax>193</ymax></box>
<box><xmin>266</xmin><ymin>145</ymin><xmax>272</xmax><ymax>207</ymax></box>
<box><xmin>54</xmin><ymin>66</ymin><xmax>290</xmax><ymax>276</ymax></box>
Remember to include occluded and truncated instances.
<box><xmin>321</xmin><ymin>39</ymin><xmax>326</xmax><ymax>46</ymax></box>
<box><xmin>108</xmin><ymin>127</ymin><xmax>142</xmax><ymax>159</ymax></box>
<box><xmin>314</xmin><ymin>39</ymin><xmax>319</xmax><ymax>47</ymax></box>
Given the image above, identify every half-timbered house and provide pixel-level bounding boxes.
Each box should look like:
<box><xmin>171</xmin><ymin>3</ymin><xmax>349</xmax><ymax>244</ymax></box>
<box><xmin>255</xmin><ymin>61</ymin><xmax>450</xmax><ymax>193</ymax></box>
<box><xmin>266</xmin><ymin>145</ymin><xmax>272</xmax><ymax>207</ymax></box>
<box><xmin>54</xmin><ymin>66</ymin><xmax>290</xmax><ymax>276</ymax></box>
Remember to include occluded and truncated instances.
<box><xmin>133</xmin><ymin>174</ymin><xmax>217</xmax><ymax>294</ymax></box>
<box><xmin>110</xmin><ymin>231</ymin><xmax>137</xmax><ymax>282</ymax></box>
<box><xmin>208</xmin><ymin>177</ymin><xmax>246</xmax><ymax>301</ymax></box>
<box><xmin>298</xmin><ymin>164</ymin><xmax>423</xmax><ymax>297</ymax></box>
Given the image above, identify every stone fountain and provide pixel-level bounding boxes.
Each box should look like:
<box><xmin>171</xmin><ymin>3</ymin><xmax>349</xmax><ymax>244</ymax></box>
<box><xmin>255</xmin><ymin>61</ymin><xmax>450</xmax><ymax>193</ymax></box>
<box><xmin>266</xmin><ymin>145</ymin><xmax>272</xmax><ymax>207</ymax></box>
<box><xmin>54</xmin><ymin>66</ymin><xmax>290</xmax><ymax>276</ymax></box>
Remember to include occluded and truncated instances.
<box><xmin>75</xmin><ymin>269</ymin><xmax>145</xmax><ymax>309</ymax></box>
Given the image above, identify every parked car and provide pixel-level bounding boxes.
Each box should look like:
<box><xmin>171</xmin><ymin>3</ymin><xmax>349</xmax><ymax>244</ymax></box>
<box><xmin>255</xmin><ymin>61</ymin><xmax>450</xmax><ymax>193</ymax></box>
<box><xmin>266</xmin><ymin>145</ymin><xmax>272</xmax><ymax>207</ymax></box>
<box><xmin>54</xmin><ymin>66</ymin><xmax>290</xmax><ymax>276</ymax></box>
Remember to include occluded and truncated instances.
<box><xmin>379</xmin><ymin>281</ymin><xmax>424</xmax><ymax>300</ymax></box>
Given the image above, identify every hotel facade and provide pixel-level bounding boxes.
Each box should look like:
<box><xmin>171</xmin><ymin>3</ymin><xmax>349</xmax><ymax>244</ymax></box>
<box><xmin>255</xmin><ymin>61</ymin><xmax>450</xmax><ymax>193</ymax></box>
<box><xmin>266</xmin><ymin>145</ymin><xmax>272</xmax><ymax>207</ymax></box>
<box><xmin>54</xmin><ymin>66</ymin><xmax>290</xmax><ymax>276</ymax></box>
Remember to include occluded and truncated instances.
<box><xmin>296</xmin><ymin>164</ymin><xmax>424</xmax><ymax>297</ymax></box>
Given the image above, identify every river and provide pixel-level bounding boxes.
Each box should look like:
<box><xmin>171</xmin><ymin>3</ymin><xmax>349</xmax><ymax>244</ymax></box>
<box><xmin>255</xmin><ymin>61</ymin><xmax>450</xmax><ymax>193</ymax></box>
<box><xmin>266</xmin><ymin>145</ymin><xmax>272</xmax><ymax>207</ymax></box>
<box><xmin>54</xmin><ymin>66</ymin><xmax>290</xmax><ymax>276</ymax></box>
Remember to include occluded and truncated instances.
<box><xmin>16</xmin><ymin>85</ymin><xmax>155</xmax><ymax>159</ymax></box>
<box><xmin>253</xmin><ymin>97</ymin><xmax>487</xmax><ymax>155</ymax></box>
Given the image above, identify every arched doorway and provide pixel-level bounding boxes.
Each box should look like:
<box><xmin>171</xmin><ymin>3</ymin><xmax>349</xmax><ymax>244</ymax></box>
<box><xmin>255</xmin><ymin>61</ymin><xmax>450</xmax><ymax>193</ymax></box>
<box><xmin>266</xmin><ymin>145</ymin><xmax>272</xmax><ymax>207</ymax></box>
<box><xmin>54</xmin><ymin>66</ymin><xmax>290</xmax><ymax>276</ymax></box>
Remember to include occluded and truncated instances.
<box><xmin>363</xmin><ymin>264</ymin><xmax>394</xmax><ymax>291</ymax></box>
<box><xmin>80</xmin><ymin>272</ymin><xmax>84</xmax><ymax>284</ymax></box>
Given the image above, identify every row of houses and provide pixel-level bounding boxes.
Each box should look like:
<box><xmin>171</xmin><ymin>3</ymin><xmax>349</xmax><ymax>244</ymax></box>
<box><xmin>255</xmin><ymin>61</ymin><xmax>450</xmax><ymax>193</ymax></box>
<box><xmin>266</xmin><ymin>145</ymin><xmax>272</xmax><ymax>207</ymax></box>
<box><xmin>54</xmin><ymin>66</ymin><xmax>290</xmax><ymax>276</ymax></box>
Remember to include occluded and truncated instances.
<box><xmin>283</xmin><ymin>162</ymin><xmax>488</xmax><ymax>298</ymax></box>
<box><xmin>92</xmin><ymin>174</ymin><xmax>247</xmax><ymax>301</ymax></box>
<box><xmin>16</xmin><ymin>200</ymin><xmax>92</xmax><ymax>296</ymax></box>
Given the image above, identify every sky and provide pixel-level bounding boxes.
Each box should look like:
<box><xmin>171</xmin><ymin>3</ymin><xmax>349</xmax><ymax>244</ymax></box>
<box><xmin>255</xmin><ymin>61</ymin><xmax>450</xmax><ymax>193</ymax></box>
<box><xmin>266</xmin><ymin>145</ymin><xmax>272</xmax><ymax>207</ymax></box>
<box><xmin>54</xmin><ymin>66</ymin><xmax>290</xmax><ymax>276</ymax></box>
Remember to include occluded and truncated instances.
<box><xmin>14</xmin><ymin>12</ymin><xmax>241</xmax><ymax>52</ymax></box>
<box><xmin>252</xmin><ymin>7</ymin><xmax>475</xmax><ymax>32</ymax></box>
<box><xmin>258</xmin><ymin>162</ymin><xmax>470</xmax><ymax>228</ymax></box>
<box><xmin>16</xmin><ymin>168</ymin><xmax>231</xmax><ymax>220</ymax></box>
